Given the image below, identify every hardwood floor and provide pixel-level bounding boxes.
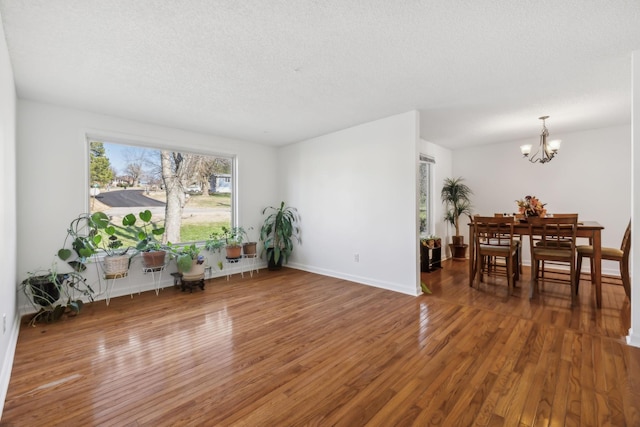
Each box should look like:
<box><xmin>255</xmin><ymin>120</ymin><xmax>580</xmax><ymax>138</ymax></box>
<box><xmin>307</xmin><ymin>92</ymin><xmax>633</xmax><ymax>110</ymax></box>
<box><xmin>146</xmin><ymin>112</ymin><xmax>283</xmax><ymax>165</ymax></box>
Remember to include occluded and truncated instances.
<box><xmin>2</xmin><ymin>261</ymin><xmax>639</xmax><ymax>426</ymax></box>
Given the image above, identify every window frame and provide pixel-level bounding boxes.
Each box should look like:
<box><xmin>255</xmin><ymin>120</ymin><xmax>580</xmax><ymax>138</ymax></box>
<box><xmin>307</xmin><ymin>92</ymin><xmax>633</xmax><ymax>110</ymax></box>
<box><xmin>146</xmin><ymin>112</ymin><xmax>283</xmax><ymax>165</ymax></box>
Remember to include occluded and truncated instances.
<box><xmin>85</xmin><ymin>133</ymin><xmax>237</xmax><ymax>246</ymax></box>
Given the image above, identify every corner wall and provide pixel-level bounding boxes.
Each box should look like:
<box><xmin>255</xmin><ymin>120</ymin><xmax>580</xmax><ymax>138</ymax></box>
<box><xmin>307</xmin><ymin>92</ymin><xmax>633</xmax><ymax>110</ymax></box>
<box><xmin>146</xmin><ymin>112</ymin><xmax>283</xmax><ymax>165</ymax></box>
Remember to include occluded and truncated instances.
<box><xmin>278</xmin><ymin>111</ymin><xmax>421</xmax><ymax>295</ymax></box>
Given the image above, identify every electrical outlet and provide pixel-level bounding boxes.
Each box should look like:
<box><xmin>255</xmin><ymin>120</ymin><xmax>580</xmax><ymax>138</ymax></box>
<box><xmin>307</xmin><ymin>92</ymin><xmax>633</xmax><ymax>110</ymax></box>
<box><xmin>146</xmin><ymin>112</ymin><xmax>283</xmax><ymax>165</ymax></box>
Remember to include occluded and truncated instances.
<box><xmin>354</xmin><ymin>253</ymin><xmax>359</xmax><ymax>262</ymax></box>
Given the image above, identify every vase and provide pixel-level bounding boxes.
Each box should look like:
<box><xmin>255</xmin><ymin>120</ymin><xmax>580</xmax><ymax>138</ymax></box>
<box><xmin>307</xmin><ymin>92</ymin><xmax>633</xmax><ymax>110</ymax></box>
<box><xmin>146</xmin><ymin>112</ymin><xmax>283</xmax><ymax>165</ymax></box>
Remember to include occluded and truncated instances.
<box><xmin>142</xmin><ymin>250</ymin><xmax>166</xmax><ymax>270</ymax></box>
<box><xmin>181</xmin><ymin>259</ymin><xmax>205</xmax><ymax>281</ymax></box>
<box><xmin>104</xmin><ymin>255</ymin><xmax>130</xmax><ymax>279</ymax></box>
<box><xmin>242</xmin><ymin>242</ymin><xmax>257</xmax><ymax>257</ymax></box>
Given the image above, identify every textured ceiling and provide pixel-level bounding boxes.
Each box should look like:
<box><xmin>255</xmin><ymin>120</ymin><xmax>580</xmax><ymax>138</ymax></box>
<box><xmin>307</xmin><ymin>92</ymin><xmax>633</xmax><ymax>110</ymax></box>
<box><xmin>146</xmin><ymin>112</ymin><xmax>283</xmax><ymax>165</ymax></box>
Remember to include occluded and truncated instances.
<box><xmin>1</xmin><ymin>1</ymin><xmax>639</xmax><ymax>149</ymax></box>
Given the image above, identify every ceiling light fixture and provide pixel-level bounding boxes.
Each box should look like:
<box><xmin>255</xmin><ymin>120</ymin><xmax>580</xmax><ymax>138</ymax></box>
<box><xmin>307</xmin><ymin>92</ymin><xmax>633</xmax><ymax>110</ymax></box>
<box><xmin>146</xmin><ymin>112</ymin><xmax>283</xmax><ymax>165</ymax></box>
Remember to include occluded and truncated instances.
<box><xmin>520</xmin><ymin>116</ymin><xmax>561</xmax><ymax>164</ymax></box>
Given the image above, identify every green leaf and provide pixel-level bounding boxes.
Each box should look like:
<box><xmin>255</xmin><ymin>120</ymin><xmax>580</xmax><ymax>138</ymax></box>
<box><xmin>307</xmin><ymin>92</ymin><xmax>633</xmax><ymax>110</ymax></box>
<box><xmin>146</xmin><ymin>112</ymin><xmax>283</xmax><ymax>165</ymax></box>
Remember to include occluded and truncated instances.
<box><xmin>177</xmin><ymin>255</ymin><xmax>193</xmax><ymax>272</ymax></box>
<box><xmin>122</xmin><ymin>213</ymin><xmax>136</xmax><ymax>226</ymax></box>
<box><xmin>68</xmin><ymin>261</ymin><xmax>87</xmax><ymax>272</ymax></box>
<box><xmin>420</xmin><ymin>281</ymin><xmax>432</xmax><ymax>294</ymax></box>
<box><xmin>139</xmin><ymin>209</ymin><xmax>152</xmax><ymax>223</ymax></box>
<box><xmin>91</xmin><ymin>211</ymin><xmax>110</xmax><ymax>229</ymax></box>
<box><xmin>58</xmin><ymin>248</ymin><xmax>72</xmax><ymax>261</ymax></box>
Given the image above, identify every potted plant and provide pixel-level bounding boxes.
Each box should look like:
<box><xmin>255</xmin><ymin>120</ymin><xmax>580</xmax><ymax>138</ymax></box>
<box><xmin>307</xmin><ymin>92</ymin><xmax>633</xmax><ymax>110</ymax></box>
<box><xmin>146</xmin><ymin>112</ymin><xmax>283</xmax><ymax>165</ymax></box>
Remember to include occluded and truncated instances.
<box><xmin>100</xmin><ymin>222</ymin><xmax>132</xmax><ymax>278</ymax></box>
<box><xmin>441</xmin><ymin>177</ymin><xmax>473</xmax><ymax>259</ymax></box>
<box><xmin>205</xmin><ymin>230</ymin><xmax>226</xmax><ymax>271</ymax></box>
<box><xmin>260</xmin><ymin>201</ymin><xmax>300</xmax><ymax>270</ymax></box>
<box><xmin>173</xmin><ymin>244</ymin><xmax>206</xmax><ymax>281</ymax></box>
<box><xmin>241</xmin><ymin>226</ymin><xmax>257</xmax><ymax>257</ymax></box>
<box><xmin>205</xmin><ymin>230</ymin><xmax>225</xmax><ymax>253</ymax></box>
<box><xmin>18</xmin><ymin>212</ymin><xmax>108</xmax><ymax>325</ymax></box>
<box><xmin>19</xmin><ymin>268</ymin><xmax>94</xmax><ymax>325</ymax></box>
<box><xmin>423</xmin><ymin>235</ymin><xmax>436</xmax><ymax>249</ymax></box>
<box><xmin>122</xmin><ymin>209</ymin><xmax>167</xmax><ymax>270</ymax></box>
<box><xmin>55</xmin><ymin>211</ymin><xmax>131</xmax><ymax>278</ymax></box>
<box><xmin>221</xmin><ymin>226</ymin><xmax>247</xmax><ymax>261</ymax></box>
<box><xmin>57</xmin><ymin>212</ymin><xmax>110</xmax><ymax>272</ymax></box>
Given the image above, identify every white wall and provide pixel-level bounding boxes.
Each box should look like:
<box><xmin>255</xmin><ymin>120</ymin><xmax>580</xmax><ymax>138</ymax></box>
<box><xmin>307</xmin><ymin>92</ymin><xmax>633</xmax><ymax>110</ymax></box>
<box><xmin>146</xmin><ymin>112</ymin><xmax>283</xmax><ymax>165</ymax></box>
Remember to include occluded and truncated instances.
<box><xmin>278</xmin><ymin>111</ymin><xmax>421</xmax><ymax>295</ymax></box>
<box><xmin>419</xmin><ymin>138</ymin><xmax>453</xmax><ymax>256</ymax></box>
<box><xmin>0</xmin><ymin>15</ymin><xmax>18</xmax><ymax>419</ymax></box>
<box><xmin>454</xmin><ymin>124</ymin><xmax>631</xmax><ymax>274</ymax></box>
<box><xmin>630</xmin><ymin>50</ymin><xmax>640</xmax><ymax>347</ymax></box>
<box><xmin>16</xmin><ymin>100</ymin><xmax>279</xmax><ymax>299</ymax></box>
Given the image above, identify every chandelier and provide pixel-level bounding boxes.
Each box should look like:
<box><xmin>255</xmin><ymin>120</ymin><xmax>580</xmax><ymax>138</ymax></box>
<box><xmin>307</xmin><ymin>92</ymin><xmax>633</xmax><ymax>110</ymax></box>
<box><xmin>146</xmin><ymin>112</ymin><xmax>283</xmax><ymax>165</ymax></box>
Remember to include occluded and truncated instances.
<box><xmin>520</xmin><ymin>116</ymin><xmax>561</xmax><ymax>164</ymax></box>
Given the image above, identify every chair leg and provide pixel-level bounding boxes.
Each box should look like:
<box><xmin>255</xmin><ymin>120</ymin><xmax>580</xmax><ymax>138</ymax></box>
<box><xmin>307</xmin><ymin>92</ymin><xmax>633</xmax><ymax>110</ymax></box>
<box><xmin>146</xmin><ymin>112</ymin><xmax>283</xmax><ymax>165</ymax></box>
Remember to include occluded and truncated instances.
<box><xmin>475</xmin><ymin>252</ymin><xmax>483</xmax><ymax>289</ymax></box>
<box><xmin>570</xmin><ymin>263</ymin><xmax>577</xmax><ymax>306</ymax></box>
<box><xmin>575</xmin><ymin>253</ymin><xmax>583</xmax><ymax>294</ymax></box>
<box><xmin>621</xmin><ymin>260</ymin><xmax>631</xmax><ymax>300</ymax></box>
<box><xmin>538</xmin><ymin>260</ymin><xmax>544</xmax><ymax>292</ymax></box>
<box><xmin>530</xmin><ymin>258</ymin><xmax>538</xmax><ymax>298</ymax></box>
<box><xmin>506</xmin><ymin>257</ymin><xmax>513</xmax><ymax>296</ymax></box>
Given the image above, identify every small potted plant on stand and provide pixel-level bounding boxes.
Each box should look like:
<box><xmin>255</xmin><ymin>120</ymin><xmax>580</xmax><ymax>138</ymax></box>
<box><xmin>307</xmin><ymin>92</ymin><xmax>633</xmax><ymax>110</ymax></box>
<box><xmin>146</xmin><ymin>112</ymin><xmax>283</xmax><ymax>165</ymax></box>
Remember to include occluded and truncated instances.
<box><xmin>260</xmin><ymin>202</ymin><xmax>301</xmax><ymax>270</ymax></box>
<box><xmin>122</xmin><ymin>209</ymin><xmax>167</xmax><ymax>270</ymax></box>
<box><xmin>57</xmin><ymin>211</ymin><xmax>132</xmax><ymax>278</ymax></box>
<box><xmin>174</xmin><ymin>244</ymin><xmax>206</xmax><ymax>281</ymax></box>
<box><xmin>57</xmin><ymin>212</ymin><xmax>110</xmax><ymax>272</ymax></box>
<box><xmin>100</xmin><ymin>223</ymin><xmax>132</xmax><ymax>279</ymax></box>
<box><xmin>222</xmin><ymin>226</ymin><xmax>247</xmax><ymax>261</ymax></box>
<box><xmin>171</xmin><ymin>243</ymin><xmax>206</xmax><ymax>292</ymax></box>
<box><xmin>441</xmin><ymin>177</ymin><xmax>473</xmax><ymax>260</ymax></box>
<box><xmin>242</xmin><ymin>226</ymin><xmax>257</xmax><ymax>257</ymax></box>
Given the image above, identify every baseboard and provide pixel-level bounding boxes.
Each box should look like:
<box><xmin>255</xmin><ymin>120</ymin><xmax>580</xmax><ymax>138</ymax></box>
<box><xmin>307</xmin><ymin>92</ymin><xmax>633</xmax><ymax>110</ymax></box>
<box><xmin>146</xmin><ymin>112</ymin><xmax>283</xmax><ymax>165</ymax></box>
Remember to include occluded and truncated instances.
<box><xmin>286</xmin><ymin>262</ymin><xmax>420</xmax><ymax>296</ymax></box>
<box><xmin>627</xmin><ymin>329</ymin><xmax>640</xmax><ymax>348</ymax></box>
<box><xmin>0</xmin><ymin>311</ymin><xmax>20</xmax><ymax>420</ymax></box>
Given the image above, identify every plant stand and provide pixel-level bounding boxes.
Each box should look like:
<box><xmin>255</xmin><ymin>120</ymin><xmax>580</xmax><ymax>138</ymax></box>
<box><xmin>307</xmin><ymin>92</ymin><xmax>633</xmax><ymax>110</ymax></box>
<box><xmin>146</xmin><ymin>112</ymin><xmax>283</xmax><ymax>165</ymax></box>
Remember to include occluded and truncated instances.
<box><xmin>421</xmin><ymin>246</ymin><xmax>442</xmax><ymax>272</ymax></box>
<box><xmin>103</xmin><ymin>271</ymin><xmax>129</xmax><ymax>306</ymax></box>
<box><xmin>143</xmin><ymin>263</ymin><xmax>166</xmax><ymax>296</ymax></box>
<box><xmin>243</xmin><ymin>253</ymin><xmax>259</xmax><ymax>278</ymax></box>
<box><xmin>171</xmin><ymin>272</ymin><xmax>205</xmax><ymax>293</ymax></box>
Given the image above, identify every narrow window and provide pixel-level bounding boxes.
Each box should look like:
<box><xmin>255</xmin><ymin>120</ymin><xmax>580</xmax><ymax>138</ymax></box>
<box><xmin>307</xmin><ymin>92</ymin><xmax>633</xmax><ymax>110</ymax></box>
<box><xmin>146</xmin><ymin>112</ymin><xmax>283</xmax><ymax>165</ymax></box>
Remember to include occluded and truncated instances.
<box><xmin>419</xmin><ymin>154</ymin><xmax>435</xmax><ymax>236</ymax></box>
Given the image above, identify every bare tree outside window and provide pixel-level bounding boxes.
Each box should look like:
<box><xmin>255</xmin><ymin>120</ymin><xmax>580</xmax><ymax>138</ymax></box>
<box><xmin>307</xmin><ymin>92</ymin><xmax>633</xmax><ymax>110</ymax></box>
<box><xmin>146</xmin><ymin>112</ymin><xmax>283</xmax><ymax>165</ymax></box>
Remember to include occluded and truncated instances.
<box><xmin>88</xmin><ymin>140</ymin><xmax>233</xmax><ymax>246</ymax></box>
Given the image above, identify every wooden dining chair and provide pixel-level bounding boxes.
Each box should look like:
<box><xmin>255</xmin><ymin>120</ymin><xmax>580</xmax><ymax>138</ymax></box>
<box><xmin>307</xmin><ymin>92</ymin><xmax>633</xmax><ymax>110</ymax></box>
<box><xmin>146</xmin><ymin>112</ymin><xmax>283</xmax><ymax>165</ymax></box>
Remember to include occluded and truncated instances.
<box><xmin>528</xmin><ymin>216</ymin><xmax>578</xmax><ymax>305</ymax></box>
<box><xmin>472</xmin><ymin>216</ymin><xmax>519</xmax><ymax>295</ymax></box>
<box><xmin>575</xmin><ymin>220</ymin><xmax>631</xmax><ymax>301</ymax></box>
<box><xmin>536</xmin><ymin>213</ymin><xmax>579</xmax><ymax>281</ymax></box>
<box><xmin>493</xmin><ymin>213</ymin><xmax>522</xmax><ymax>277</ymax></box>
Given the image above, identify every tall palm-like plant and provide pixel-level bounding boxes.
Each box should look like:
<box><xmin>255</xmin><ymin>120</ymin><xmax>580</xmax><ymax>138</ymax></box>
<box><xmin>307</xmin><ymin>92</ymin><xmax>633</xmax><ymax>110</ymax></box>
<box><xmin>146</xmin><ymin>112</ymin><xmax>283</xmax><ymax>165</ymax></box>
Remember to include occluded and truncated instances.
<box><xmin>260</xmin><ymin>202</ymin><xmax>300</xmax><ymax>269</ymax></box>
<box><xmin>441</xmin><ymin>177</ymin><xmax>473</xmax><ymax>238</ymax></box>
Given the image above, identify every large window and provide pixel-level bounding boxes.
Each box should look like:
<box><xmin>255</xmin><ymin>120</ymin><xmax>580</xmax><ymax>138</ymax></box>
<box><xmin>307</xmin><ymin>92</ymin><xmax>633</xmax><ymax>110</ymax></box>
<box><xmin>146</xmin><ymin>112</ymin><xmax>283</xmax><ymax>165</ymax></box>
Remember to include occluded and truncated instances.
<box><xmin>88</xmin><ymin>139</ymin><xmax>233</xmax><ymax>245</ymax></box>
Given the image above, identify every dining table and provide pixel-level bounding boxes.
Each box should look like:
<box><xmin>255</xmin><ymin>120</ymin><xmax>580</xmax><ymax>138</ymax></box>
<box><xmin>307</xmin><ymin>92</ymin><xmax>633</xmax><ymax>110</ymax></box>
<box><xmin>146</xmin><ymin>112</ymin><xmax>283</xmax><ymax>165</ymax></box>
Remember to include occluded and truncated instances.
<box><xmin>468</xmin><ymin>220</ymin><xmax>605</xmax><ymax>307</ymax></box>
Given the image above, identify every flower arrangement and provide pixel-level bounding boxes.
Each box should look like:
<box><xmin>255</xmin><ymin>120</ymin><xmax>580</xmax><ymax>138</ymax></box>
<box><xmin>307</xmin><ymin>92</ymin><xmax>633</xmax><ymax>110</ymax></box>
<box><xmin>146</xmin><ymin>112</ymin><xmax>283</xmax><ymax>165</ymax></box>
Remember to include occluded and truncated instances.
<box><xmin>516</xmin><ymin>195</ymin><xmax>547</xmax><ymax>217</ymax></box>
